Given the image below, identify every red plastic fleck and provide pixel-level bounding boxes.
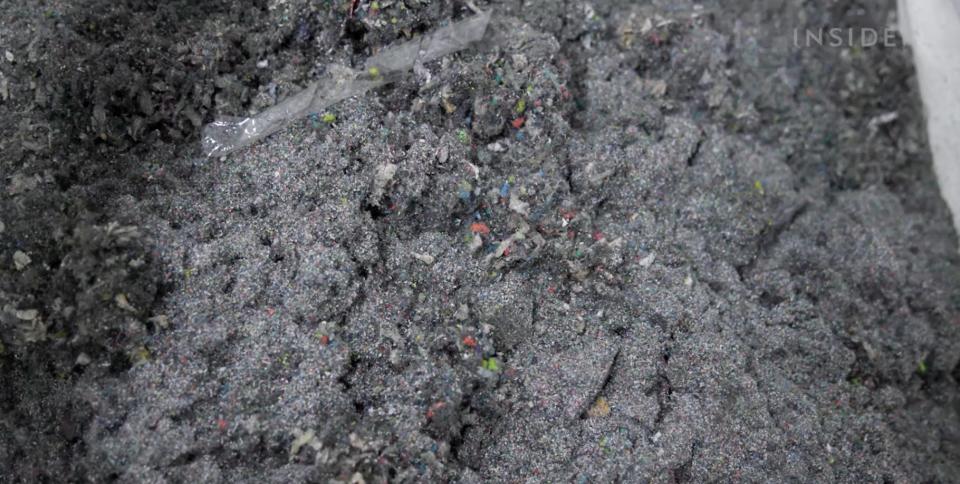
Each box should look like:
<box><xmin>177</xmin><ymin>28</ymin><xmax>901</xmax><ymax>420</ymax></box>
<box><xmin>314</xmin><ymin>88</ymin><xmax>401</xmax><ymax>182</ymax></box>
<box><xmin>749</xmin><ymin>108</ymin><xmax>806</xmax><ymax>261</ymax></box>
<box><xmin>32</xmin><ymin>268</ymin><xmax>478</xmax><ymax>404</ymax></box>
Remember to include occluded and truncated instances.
<box><xmin>470</xmin><ymin>222</ymin><xmax>491</xmax><ymax>235</ymax></box>
<box><xmin>426</xmin><ymin>401</ymin><xmax>446</xmax><ymax>419</ymax></box>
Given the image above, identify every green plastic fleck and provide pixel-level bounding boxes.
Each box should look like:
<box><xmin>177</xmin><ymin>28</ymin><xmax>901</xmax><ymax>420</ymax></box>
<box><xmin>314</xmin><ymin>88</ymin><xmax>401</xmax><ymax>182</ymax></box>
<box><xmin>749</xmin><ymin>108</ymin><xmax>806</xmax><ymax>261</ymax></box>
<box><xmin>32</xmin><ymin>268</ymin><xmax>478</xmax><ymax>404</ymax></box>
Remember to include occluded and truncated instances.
<box><xmin>515</xmin><ymin>99</ymin><xmax>526</xmax><ymax>114</ymax></box>
<box><xmin>482</xmin><ymin>357</ymin><xmax>500</xmax><ymax>372</ymax></box>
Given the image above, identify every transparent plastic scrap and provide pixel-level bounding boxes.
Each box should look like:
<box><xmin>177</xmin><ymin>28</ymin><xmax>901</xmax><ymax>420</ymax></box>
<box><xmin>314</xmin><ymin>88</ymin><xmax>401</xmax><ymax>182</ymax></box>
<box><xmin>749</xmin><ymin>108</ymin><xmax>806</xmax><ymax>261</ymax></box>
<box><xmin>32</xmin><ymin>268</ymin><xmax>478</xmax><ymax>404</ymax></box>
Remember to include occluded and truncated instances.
<box><xmin>202</xmin><ymin>11</ymin><xmax>492</xmax><ymax>157</ymax></box>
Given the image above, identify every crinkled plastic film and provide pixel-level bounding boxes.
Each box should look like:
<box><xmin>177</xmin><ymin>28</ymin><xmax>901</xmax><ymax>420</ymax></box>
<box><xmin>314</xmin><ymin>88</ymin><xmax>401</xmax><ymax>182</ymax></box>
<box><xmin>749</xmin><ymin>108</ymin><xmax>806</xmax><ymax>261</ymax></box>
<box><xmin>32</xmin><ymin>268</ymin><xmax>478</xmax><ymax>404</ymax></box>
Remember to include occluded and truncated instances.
<box><xmin>202</xmin><ymin>12</ymin><xmax>491</xmax><ymax>157</ymax></box>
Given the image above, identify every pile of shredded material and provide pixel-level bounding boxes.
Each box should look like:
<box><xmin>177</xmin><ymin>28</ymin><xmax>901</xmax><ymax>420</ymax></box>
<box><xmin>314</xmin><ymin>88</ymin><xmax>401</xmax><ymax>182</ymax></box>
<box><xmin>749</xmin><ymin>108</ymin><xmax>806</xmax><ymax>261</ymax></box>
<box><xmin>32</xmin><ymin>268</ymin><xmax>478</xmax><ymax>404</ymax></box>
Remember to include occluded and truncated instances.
<box><xmin>1</xmin><ymin>0</ymin><xmax>958</xmax><ymax>482</ymax></box>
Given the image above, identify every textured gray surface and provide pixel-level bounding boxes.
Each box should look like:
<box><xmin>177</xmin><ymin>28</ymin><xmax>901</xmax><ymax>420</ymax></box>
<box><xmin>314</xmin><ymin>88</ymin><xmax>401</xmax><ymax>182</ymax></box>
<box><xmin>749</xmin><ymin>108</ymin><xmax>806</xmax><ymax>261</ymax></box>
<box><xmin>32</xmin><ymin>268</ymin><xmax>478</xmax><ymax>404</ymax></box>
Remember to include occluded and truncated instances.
<box><xmin>1</xmin><ymin>0</ymin><xmax>959</xmax><ymax>482</ymax></box>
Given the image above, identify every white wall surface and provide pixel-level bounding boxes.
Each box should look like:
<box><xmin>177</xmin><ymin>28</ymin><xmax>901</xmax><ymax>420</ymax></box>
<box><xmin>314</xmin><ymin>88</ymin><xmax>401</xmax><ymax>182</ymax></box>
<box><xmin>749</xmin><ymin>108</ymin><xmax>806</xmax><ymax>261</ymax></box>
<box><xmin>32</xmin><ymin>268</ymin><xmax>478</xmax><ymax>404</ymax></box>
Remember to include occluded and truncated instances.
<box><xmin>898</xmin><ymin>0</ymin><xmax>960</xmax><ymax>240</ymax></box>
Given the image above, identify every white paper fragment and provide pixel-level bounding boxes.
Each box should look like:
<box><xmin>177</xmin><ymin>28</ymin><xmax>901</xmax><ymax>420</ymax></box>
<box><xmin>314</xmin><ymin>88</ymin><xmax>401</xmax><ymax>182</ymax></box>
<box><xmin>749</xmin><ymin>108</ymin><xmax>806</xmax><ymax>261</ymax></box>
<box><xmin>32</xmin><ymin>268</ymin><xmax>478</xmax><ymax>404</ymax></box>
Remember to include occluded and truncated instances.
<box><xmin>13</xmin><ymin>250</ymin><xmax>31</xmax><ymax>270</ymax></box>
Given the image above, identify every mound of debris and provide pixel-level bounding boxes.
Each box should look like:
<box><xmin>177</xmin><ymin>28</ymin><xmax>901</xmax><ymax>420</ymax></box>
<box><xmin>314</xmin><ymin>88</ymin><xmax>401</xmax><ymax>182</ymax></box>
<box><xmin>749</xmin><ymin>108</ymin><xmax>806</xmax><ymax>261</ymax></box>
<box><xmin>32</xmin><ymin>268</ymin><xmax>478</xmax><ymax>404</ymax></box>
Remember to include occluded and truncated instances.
<box><xmin>1</xmin><ymin>0</ymin><xmax>958</xmax><ymax>482</ymax></box>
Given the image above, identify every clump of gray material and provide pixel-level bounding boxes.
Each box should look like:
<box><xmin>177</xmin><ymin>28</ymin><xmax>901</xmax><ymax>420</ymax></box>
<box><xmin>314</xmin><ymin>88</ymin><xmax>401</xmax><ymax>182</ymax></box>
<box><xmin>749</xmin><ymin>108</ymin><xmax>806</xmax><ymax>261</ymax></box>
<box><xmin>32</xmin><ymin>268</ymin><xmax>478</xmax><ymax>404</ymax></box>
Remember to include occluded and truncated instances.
<box><xmin>202</xmin><ymin>11</ymin><xmax>491</xmax><ymax>157</ymax></box>
<box><xmin>0</xmin><ymin>191</ymin><xmax>160</xmax><ymax>370</ymax></box>
<box><xmin>2</xmin><ymin>0</ymin><xmax>960</xmax><ymax>482</ymax></box>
